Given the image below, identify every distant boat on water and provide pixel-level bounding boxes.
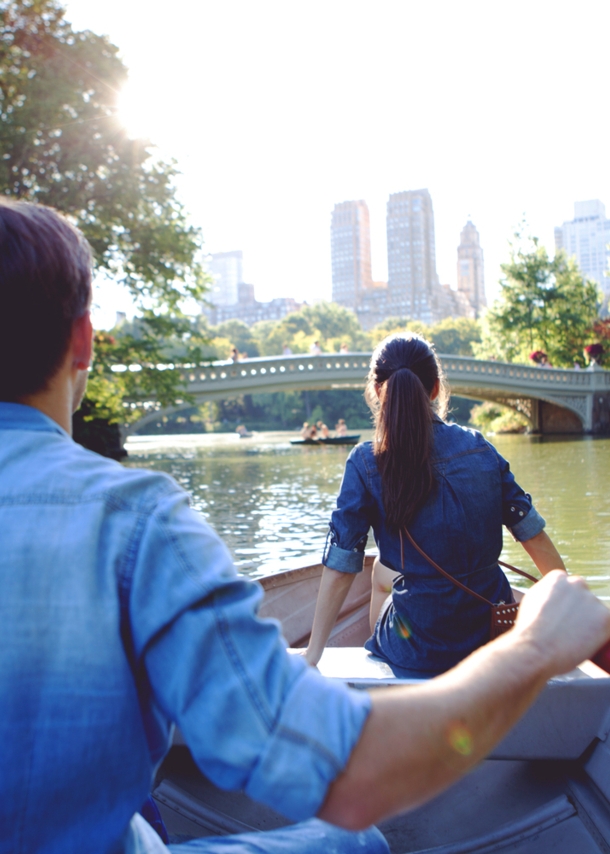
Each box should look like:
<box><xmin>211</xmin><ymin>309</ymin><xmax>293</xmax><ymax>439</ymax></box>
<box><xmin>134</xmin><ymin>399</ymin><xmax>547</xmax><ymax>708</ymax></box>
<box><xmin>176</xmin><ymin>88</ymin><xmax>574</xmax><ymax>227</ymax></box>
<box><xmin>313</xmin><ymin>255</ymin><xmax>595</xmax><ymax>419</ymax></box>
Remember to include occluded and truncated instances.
<box><xmin>290</xmin><ymin>435</ymin><xmax>360</xmax><ymax>446</ymax></box>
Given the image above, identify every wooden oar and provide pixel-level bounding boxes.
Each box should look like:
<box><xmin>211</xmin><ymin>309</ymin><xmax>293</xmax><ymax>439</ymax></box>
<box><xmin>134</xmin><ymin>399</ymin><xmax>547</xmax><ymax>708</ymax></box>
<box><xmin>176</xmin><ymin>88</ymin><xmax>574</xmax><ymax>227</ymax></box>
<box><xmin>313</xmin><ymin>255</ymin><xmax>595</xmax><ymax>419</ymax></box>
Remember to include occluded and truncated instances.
<box><xmin>593</xmin><ymin>641</ymin><xmax>610</xmax><ymax>672</ymax></box>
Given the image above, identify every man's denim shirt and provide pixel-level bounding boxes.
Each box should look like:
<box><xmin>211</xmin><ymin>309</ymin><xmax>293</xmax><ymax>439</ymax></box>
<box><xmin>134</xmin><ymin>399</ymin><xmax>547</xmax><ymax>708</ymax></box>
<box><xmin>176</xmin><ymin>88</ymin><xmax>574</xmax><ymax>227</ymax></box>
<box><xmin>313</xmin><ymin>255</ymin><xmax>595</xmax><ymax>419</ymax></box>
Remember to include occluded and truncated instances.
<box><xmin>0</xmin><ymin>404</ymin><xmax>370</xmax><ymax>854</ymax></box>
<box><xmin>323</xmin><ymin>419</ymin><xmax>546</xmax><ymax>675</ymax></box>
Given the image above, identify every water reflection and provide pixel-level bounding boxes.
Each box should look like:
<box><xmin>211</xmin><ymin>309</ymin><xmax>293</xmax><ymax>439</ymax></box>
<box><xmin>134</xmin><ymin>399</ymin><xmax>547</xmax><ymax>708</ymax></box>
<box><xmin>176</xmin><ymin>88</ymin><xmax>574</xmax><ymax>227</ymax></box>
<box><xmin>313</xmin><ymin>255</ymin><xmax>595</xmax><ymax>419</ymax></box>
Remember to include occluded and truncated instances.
<box><xmin>125</xmin><ymin>431</ymin><xmax>610</xmax><ymax>598</ymax></box>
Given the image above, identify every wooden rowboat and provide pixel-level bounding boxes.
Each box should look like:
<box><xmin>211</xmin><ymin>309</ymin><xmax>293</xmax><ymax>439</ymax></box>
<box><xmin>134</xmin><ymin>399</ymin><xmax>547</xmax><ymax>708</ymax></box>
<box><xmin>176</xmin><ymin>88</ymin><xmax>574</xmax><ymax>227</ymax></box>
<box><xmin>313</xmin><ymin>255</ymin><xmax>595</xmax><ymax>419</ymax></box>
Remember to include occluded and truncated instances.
<box><xmin>153</xmin><ymin>558</ymin><xmax>610</xmax><ymax>852</ymax></box>
<box><xmin>290</xmin><ymin>434</ymin><xmax>361</xmax><ymax>446</ymax></box>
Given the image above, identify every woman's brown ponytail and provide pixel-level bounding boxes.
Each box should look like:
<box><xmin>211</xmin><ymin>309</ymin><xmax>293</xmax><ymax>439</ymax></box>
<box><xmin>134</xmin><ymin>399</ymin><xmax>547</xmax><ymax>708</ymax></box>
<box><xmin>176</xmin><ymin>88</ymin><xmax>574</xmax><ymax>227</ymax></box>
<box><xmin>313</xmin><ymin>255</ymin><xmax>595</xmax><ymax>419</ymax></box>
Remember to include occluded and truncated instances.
<box><xmin>366</xmin><ymin>333</ymin><xmax>448</xmax><ymax>530</ymax></box>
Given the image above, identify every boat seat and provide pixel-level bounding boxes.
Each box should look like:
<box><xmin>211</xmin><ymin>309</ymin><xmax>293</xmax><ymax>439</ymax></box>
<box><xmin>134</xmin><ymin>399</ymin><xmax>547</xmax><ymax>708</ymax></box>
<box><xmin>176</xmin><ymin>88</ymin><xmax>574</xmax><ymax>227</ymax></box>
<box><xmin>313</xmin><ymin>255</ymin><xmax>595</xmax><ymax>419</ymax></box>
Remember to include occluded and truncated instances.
<box><xmin>290</xmin><ymin>648</ymin><xmax>610</xmax><ymax>762</ymax></box>
<box><xmin>289</xmin><ymin>646</ymin><xmax>425</xmax><ymax>687</ymax></box>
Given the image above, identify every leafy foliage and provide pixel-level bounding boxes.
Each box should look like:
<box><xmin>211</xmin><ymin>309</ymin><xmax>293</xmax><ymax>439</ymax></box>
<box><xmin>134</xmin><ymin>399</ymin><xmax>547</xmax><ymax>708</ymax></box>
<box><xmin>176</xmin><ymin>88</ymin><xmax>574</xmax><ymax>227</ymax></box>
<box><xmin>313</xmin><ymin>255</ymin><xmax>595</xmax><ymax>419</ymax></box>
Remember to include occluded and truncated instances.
<box><xmin>252</xmin><ymin>302</ymin><xmax>369</xmax><ymax>355</ymax></box>
<box><xmin>470</xmin><ymin>401</ymin><xmax>529</xmax><ymax>434</ymax></box>
<box><xmin>0</xmin><ymin>0</ymin><xmax>209</xmax><ymax>440</ymax></box>
<box><xmin>475</xmin><ymin>232</ymin><xmax>600</xmax><ymax>367</ymax></box>
<box><xmin>0</xmin><ymin>0</ymin><xmax>205</xmax><ymax>308</ymax></box>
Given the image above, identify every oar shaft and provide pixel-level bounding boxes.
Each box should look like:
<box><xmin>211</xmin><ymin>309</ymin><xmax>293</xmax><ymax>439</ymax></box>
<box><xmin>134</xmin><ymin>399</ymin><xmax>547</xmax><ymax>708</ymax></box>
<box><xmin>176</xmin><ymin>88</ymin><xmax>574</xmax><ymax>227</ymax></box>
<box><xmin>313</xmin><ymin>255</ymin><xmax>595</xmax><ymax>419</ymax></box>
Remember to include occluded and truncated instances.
<box><xmin>592</xmin><ymin>641</ymin><xmax>610</xmax><ymax>673</ymax></box>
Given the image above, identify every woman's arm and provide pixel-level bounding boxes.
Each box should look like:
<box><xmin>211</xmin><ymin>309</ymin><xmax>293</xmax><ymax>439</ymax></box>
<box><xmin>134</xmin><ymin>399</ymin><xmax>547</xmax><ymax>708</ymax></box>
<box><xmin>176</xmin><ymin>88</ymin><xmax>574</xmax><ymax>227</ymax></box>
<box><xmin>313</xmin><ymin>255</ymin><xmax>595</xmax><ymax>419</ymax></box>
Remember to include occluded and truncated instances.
<box><xmin>304</xmin><ymin>567</ymin><xmax>356</xmax><ymax>666</ymax></box>
<box><xmin>520</xmin><ymin>529</ymin><xmax>566</xmax><ymax>575</ymax></box>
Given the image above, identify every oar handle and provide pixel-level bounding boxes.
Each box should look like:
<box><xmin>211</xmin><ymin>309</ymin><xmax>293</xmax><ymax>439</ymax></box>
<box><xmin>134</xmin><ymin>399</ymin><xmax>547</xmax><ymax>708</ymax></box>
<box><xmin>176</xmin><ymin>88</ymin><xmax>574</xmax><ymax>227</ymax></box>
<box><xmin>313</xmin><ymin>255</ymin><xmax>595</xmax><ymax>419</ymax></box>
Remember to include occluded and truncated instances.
<box><xmin>592</xmin><ymin>641</ymin><xmax>610</xmax><ymax>673</ymax></box>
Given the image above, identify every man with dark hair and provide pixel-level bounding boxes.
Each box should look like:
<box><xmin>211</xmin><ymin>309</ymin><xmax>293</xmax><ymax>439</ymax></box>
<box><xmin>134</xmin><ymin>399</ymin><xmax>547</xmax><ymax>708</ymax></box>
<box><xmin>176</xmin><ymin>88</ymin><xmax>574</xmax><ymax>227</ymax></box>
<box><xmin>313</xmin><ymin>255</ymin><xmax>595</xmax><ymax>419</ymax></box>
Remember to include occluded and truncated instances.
<box><xmin>0</xmin><ymin>199</ymin><xmax>92</xmax><ymax>402</ymax></box>
<box><xmin>1</xmin><ymin>199</ymin><xmax>609</xmax><ymax>854</ymax></box>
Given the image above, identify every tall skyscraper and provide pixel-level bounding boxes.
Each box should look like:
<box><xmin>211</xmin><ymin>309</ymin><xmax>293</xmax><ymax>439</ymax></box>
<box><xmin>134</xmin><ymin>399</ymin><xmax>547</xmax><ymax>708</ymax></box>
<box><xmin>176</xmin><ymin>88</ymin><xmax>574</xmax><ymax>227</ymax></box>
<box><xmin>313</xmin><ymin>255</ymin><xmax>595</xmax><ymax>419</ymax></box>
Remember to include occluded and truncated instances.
<box><xmin>330</xmin><ymin>200</ymin><xmax>373</xmax><ymax>310</ymax></box>
<box><xmin>207</xmin><ymin>250</ymin><xmax>243</xmax><ymax>306</ymax></box>
<box><xmin>457</xmin><ymin>220</ymin><xmax>486</xmax><ymax>317</ymax></box>
<box><xmin>386</xmin><ymin>189</ymin><xmax>439</xmax><ymax>323</ymax></box>
<box><xmin>555</xmin><ymin>200</ymin><xmax>610</xmax><ymax>300</ymax></box>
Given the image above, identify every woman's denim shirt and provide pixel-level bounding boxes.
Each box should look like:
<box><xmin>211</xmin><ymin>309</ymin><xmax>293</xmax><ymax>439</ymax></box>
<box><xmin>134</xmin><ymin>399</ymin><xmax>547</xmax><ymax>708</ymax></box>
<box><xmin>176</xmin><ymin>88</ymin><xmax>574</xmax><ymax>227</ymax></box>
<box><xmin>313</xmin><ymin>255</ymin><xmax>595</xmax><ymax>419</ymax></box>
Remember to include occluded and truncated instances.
<box><xmin>323</xmin><ymin>420</ymin><xmax>545</xmax><ymax>675</ymax></box>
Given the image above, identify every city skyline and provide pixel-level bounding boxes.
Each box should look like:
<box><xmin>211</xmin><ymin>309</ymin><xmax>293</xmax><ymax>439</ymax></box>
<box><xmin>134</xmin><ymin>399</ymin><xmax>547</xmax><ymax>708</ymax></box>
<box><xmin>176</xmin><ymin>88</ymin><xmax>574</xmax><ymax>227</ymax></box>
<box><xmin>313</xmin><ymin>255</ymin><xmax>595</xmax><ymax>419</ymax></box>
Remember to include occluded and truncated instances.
<box><xmin>330</xmin><ymin>189</ymin><xmax>482</xmax><ymax>328</ymax></box>
<box><xmin>64</xmin><ymin>1</ymin><xmax>610</xmax><ymax>329</ymax></box>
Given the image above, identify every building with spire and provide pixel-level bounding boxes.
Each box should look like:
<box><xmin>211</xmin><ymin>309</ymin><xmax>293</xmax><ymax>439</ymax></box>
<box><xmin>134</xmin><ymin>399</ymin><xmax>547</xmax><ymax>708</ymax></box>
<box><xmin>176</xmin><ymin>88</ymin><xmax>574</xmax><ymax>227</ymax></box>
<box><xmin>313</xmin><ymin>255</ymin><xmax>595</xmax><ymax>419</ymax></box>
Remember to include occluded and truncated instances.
<box><xmin>457</xmin><ymin>220</ymin><xmax>486</xmax><ymax>317</ymax></box>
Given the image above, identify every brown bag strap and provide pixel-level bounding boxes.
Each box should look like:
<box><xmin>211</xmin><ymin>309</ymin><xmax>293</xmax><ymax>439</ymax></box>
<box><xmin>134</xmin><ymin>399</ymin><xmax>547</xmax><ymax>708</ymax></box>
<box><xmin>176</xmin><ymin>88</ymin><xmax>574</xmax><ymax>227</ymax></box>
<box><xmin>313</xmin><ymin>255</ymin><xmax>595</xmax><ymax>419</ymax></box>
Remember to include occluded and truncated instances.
<box><xmin>497</xmin><ymin>560</ymin><xmax>538</xmax><ymax>584</ymax></box>
<box><xmin>399</xmin><ymin>529</ymin><xmax>537</xmax><ymax>606</ymax></box>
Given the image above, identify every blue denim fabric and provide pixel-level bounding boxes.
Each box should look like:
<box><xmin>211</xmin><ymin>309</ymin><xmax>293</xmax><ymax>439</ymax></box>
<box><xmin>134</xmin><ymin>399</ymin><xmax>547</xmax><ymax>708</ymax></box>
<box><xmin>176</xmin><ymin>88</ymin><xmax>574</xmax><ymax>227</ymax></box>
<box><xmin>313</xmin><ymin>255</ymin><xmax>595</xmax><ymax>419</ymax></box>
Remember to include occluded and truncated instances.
<box><xmin>0</xmin><ymin>404</ymin><xmax>371</xmax><ymax>854</ymax></box>
<box><xmin>167</xmin><ymin>819</ymin><xmax>389</xmax><ymax>854</ymax></box>
<box><xmin>125</xmin><ymin>814</ymin><xmax>389</xmax><ymax>854</ymax></box>
<box><xmin>323</xmin><ymin>420</ymin><xmax>546</xmax><ymax>675</ymax></box>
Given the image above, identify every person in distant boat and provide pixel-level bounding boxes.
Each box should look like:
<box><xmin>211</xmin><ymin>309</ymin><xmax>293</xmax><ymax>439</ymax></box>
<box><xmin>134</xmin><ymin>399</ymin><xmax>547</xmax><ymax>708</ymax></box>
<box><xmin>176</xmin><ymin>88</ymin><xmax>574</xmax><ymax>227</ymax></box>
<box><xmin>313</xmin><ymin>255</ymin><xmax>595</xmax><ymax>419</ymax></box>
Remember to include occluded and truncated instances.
<box><xmin>2</xmin><ymin>201</ymin><xmax>609</xmax><ymax>854</ymax></box>
<box><xmin>335</xmin><ymin>418</ymin><xmax>347</xmax><ymax>437</ymax></box>
<box><xmin>305</xmin><ymin>333</ymin><xmax>567</xmax><ymax>678</ymax></box>
<box><xmin>236</xmin><ymin>424</ymin><xmax>251</xmax><ymax>437</ymax></box>
<box><xmin>301</xmin><ymin>421</ymin><xmax>310</xmax><ymax>439</ymax></box>
<box><xmin>317</xmin><ymin>421</ymin><xmax>330</xmax><ymax>439</ymax></box>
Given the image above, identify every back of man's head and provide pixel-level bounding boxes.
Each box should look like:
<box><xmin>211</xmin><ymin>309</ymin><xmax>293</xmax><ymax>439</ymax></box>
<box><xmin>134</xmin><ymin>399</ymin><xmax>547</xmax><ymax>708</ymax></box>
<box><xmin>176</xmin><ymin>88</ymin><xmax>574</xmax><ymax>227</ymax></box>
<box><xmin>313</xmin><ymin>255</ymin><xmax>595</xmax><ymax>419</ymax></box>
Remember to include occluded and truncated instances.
<box><xmin>0</xmin><ymin>199</ymin><xmax>92</xmax><ymax>401</ymax></box>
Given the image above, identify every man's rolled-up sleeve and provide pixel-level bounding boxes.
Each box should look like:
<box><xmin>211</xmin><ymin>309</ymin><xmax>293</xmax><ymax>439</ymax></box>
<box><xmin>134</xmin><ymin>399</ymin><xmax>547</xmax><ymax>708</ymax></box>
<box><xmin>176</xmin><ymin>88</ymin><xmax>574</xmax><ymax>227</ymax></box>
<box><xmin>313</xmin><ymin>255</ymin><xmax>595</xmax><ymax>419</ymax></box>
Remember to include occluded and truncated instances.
<box><xmin>129</xmin><ymin>489</ymin><xmax>371</xmax><ymax>821</ymax></box>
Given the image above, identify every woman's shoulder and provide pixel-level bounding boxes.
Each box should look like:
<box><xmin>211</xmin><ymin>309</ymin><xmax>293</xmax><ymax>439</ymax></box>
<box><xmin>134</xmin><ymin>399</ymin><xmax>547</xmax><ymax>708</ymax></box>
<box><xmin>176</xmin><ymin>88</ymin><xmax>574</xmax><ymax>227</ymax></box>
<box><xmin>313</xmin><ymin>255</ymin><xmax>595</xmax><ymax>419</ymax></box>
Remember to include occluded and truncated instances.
<box><xmin>346</xmin><ymin>440</ymin><xmax>378</xmax><ymax>473</ymax></box>
<box><xmin>433</xmin><ymin>419</ymin><xmax>490</xmax><ymax>457</ymax></box>
<box><xmin>348</xmin><ymin>439</ymin><xmax>375</xmax><ymax>463</ymax></box>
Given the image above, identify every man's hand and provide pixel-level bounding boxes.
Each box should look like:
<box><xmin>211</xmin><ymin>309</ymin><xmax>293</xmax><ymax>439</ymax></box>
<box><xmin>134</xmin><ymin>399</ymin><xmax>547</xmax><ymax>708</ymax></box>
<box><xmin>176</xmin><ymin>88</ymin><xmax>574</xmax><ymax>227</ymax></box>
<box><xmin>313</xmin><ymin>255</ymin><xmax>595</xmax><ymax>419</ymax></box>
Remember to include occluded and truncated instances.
<box><xmin>320</xmin><ymin>569</ymin><xmax>610</xmax><ymax>831</ymax></box>
<box><xmin>512</xmin><ymin>570</ymin><xmax>610</xmax><ymax>677</ymax></box>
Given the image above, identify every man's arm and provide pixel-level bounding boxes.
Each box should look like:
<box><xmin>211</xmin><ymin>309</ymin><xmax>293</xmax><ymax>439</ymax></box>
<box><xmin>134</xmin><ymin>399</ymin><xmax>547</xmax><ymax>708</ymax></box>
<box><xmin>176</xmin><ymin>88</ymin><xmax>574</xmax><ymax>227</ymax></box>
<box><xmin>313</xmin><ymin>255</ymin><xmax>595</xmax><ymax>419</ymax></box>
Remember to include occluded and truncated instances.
<box><xmin>320</xmin><ymin>571</ymin><xmax>610</xmax><ymax>830</ymax></box>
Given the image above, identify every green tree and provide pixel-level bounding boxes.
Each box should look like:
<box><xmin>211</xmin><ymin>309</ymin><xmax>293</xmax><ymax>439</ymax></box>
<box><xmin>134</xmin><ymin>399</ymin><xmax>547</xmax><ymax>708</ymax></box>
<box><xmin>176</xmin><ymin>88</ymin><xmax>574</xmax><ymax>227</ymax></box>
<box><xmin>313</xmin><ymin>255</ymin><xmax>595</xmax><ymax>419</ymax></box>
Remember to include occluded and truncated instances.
<box><xmin>0</xmin><ymin>0</ymin><xmax>208</xmax><ymax>443</ymax></box>
<box><xmin>252</xmin><ymin>302</ymin><xmax>370</xmax><ymax>356</ymax></box>
<box><xmin>476</xmin><ymin>232</ymin><xmax>600</xmax><ymax>367</ymax></box>
<box><xmin>214</xmin><ymin>320</ymin><xmax>260</xmax><ymax>358</ymax></box>
<box><xmin>369</xmin><ymin>316</ymin><xmax>481</xmax><ymax>356</ymax></box>
<box><xmin>428</xmin><ymin>317</ymin><xmax>481</xmax><ymax>356</ymax></box>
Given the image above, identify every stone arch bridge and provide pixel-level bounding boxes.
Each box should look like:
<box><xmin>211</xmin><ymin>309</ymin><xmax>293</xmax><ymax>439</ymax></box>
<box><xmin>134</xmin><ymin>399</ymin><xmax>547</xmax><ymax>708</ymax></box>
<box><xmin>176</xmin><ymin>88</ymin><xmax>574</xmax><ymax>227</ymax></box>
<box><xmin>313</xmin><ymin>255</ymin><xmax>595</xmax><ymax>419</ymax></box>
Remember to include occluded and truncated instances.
<box><xmin>128</xmin><ymin>353</ymin><xmax>610</xmax><ymax>435</ymax></box>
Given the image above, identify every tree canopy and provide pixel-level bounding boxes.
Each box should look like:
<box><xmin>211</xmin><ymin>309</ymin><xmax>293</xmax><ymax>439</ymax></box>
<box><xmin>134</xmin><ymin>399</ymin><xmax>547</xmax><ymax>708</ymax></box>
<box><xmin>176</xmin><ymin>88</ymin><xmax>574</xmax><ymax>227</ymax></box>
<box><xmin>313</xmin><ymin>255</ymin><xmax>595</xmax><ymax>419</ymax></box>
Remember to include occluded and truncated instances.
<box><xmin>475</xmin><ymin>232</ymin><xmax>600</xmax><ymax>367</ymax></box>
<box><xmin>1</xmin><ymin>0</ymin><xmax>209</xmax><ymax>445</ymax></box>
<box><xmin>0</xmin><ymin>0</ymin><xmax>205</xmax><ymax>308</ymax></box>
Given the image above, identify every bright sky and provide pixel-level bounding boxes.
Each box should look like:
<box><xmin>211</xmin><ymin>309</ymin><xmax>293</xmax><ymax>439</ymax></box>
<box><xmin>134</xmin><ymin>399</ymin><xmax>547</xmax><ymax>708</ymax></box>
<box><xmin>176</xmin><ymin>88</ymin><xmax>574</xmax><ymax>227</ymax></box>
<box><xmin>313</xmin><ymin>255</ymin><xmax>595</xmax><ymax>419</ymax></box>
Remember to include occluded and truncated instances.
<box><xmin>63</xmin><ymin>0</ymin><xmax>610</xmax><ymax>328</ymax></box>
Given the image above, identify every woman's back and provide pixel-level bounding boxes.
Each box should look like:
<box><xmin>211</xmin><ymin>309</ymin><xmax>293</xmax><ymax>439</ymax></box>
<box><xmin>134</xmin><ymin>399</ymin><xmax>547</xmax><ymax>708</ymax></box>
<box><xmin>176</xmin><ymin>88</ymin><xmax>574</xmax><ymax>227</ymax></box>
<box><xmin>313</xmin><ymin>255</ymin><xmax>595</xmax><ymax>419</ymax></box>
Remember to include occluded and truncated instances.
<box><xmin>329</xmin><ymin>420</ymin><xmax>542</xmax><ymax>674</ymax></box>
<box><xmin>306</xmin><ymin>333</ymin><xmax>549</xmax><ymax>677</ymax></box>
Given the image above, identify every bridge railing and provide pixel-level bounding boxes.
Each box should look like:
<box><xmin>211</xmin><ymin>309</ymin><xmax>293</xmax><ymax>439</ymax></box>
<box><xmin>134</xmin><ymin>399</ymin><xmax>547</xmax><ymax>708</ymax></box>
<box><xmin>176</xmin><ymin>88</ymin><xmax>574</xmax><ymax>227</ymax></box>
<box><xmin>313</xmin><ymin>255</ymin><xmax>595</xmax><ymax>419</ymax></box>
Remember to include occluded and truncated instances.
<box><xmin>440</xmin><ymin>357</ymin><xmax>609</xmax><ymax>389</ymax></box>
<box><xmin>179</xmin><ymin>353</ymin><xmax>373</xmax><ymax>388</ymax></box>
<box><xmin>175</xmin><ymin>353</ymin><xmax>609</xmax><ymax>392</ymax></box>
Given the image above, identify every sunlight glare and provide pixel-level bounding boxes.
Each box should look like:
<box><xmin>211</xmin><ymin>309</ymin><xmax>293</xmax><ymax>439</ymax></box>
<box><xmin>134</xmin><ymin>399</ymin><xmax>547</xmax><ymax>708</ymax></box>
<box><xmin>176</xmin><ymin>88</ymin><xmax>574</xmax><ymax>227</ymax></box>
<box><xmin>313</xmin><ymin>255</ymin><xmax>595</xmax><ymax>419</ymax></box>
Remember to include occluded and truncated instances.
<box><xmin>116</xmin><ymin>84</ymin><xmax>158</xmax><ymax>143</ymax></box>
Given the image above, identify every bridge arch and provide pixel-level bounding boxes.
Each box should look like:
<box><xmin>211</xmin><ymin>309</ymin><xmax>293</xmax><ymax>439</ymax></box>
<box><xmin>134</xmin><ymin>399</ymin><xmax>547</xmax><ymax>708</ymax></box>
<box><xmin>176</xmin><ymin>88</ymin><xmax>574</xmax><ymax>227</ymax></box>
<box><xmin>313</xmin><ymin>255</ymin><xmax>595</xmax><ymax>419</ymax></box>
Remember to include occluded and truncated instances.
<box><xmin>126</xmin><ymin>353</ymin><xmax>608</xmax><ymax>435</ymax></box>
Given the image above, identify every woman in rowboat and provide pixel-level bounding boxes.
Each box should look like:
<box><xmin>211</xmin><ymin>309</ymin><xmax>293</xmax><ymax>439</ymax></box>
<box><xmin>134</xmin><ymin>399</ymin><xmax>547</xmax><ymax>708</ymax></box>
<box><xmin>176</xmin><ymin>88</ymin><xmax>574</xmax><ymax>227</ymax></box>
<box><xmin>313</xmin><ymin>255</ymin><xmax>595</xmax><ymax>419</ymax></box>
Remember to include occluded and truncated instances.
<box><xmin>305</xmin><ymin>333</ymin><xmax>566</xmax><ymax>678</ymax></box>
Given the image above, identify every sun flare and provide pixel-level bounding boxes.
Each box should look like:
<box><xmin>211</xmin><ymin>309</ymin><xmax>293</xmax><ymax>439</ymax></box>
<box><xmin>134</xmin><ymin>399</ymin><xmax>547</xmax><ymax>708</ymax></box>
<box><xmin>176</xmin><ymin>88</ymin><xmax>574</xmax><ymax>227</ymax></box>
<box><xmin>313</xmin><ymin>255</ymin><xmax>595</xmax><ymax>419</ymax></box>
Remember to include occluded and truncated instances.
<box><xmin>116</xmin><ymin>85</ymin><xmax>158</xmax><ymax>143</ymax></box>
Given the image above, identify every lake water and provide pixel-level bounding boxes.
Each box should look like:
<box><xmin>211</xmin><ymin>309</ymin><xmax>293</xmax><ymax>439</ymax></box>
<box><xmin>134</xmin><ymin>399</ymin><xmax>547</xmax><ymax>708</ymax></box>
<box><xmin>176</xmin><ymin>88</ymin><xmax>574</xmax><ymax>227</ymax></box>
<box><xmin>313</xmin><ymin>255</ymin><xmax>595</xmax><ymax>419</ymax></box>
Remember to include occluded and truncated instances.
<box><xmin>125</xmin><ymin>429</ymin><xmax>610</xmax><ymax>599</ymax></box>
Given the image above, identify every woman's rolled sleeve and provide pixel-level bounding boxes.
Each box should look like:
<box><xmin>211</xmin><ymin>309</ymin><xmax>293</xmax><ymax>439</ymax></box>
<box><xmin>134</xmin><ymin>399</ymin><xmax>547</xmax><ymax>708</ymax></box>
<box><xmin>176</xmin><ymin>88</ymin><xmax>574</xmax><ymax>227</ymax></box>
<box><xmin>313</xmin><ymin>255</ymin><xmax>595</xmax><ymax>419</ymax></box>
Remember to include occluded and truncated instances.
<box><xmin>493</xmin><ymin>443</ymin><xmax>546</xmax><ymax>542</ymax></box>
<box><xmin>322</xmin><ymin>451</ymin><xmax>373</xmax><ymax>575</ymax></box>
<box><xmin>508</xmin><ymin>505</ymin><xmax>546</xmax><ymax>542</ymax></box>
<box><xmin>323</xmin><ymin>539</ymin><xmax>366</xmax><ymax>574</ymax></box>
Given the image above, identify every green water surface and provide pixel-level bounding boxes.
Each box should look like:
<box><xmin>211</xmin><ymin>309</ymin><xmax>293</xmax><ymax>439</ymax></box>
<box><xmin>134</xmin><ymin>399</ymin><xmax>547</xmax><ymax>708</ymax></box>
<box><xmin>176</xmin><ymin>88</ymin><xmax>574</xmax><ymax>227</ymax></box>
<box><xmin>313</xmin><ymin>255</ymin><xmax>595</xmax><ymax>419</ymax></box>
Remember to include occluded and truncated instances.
<box><xmin>125</xmin><ymin>430</ymin><xmax>610</xmax><ymax>598</ymax></box>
